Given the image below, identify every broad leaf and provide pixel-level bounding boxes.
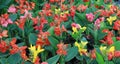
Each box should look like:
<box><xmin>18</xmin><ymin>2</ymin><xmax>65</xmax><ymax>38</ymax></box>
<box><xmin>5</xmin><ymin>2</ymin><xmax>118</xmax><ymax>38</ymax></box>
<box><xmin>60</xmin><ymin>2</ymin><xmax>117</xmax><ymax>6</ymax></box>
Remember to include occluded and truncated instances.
<box><xmin>96</xmin><ymin>52</ymin><xmax>105</xmax><ymax>64</ymax></box>
<box><xmin>7</xmin><ymin>53</ymin><xmax>21</xmax><ymax>64</ymax></box>
<box><xmin>48</xmin><ymin>36</ymin><xmax>59</xmax><ymax>50</ymax></box>
<box><xmin>65</xmin><ymin>47</ymin><xmax>78</xmax><ymax>61</ymax></box>
<box><xmin>46</xmin><ymin>55</ymin><xmax>60</xmax><ymax>64</ymax></box>
<box><xmin>29</xmin><ymin>33</ymin><xmax>37</xmax><ymax>45</ymax></box>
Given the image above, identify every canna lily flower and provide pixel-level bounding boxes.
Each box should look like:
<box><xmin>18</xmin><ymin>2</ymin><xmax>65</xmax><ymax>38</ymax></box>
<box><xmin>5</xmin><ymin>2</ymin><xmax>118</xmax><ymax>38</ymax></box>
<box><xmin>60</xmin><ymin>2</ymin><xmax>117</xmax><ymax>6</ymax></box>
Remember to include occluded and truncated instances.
<box><xmin>75</xmin><ymin>41</ymin><xmax>88</xmax><ymax>55</ymax></box>
<box><xmin>100</xmin><ymin>46</ymin><xmax>107</xmax><ymax>55</ymax></box>
<box><xmin>107</xmin><ymin>46</ymin><xmax>115</xmax><ymax>60</ymax></box>
<box><xmin>0</xmin><ymin>30</ymin><xmax>8</xmax><ymax>38</ymax></box>
<box><xmin>107</xmin><ymin>16</ymin><xmax>117</xmax><ymax>25</ymax></box>
<box><xmin>8</xmin><ymin>5</ymin><xmax>17</xmax><ymax>13</ymax></box>
<box><xmin>29</xmin><ymin>45</ymin><xmax>44</xmax><ymax>62</ymax></box>
<box><xmin>86</xmin><ymin>13</ymin><xmax>94</xmax><ymax>22</ymax></box>
<box><xmin>55</xmin><ymin>8</ymin><xmax>61</xmax><ymax>14</ymax></box>
<box><xmin>108</xmin><ymin>46</ymin><xmax>115</xmax><ymax>54</ymax></box>
<box><xmin>100</xmin><ymin>46</ymin><xmax>107</xmax><ymax>52</ymax></box>
<box><xmin>71</xmin><ymin>23</ymin><xmax>86</xmax><ymax>33</ymax></box>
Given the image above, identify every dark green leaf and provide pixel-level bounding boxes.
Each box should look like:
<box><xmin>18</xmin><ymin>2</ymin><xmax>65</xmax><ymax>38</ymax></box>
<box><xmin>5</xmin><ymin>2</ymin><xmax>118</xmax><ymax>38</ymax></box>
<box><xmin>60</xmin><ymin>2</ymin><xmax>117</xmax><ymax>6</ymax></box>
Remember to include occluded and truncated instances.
<box><xmin>46</xmin><ymin>55</ymin><xmax>60</xmax><ymax>64</ymax></box>
<box><xmin>9</xmin><ymin>14</ymin><xmax>17</xmax><ymax>22</ymax></box>
<box><xmin>48</xmin><ymin>36</ymin><xmax>59</xmax><ymax>50</ymax></box>
<box><xmin>7</xmin><ymin>53</ymin><xmax>21</xmax><ymax>64</ymax></box>
<box><xmin>65</xmin><ymin>47</ymin><xmax>78</xmax><ymax>61</ymax></box>
<box><xmin>29</xmin><ymin>33</ymin><xmax>37</xmax><ymax>45</ymax></box>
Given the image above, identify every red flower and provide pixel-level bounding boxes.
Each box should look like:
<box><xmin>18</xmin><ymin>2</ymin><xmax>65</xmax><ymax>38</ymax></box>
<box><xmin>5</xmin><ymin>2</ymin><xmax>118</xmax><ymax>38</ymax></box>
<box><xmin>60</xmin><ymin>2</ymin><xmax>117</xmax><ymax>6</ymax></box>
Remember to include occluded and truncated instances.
<box><xmin>32</xmin><ymin>17</ymin><xmax>38</xmax><ymax>25</ymax></box>
<box><xmin>77</xmin><ymin>5</ymin><xmax>87</xmax><ymax>12</ymax></box>
<box><xmin>54</xmin><ymin>26</ymin><xmax>61</xmax><ymax>36</ymax></box>
<box><xmin>20</xmin><ymin>46</ymin><xmax>28</xmax><ymax>60</ymax></box>
<box><xmin>34</xmin><ymin>57</ymin><xmax>40</xmax><ymax>64</ymax></box>
<box><xmin>108</xmin><ymin>52</ymin><xmax>113</xmax><ymax>60</ymax></box>
<box><xmin>83</xmin><ymin>0</ymin><xmax>89</xmax><ymax>2</ymax></box>
<box><xmin>44</xmin><ymin>3</ymin><xmax>51</xmax><ymax>10</ymax></box>
<box><xmin>113</xmin><ymin>20</ymin><xmax>120</xmax><ymax>30</ymax></box>
<box><xmin>49</xmin><ymin>0</ymin><xmax>55</xmax><ymax>3</ymax></box>
<box><xmin>56</xmin><ymin>43</ymin><xmax>67</xmax><ymax>55</ymax></box>
<box><xmin>114</xmin><ymin>51</ymin><xmax>120</xmax><ymax>57</ymax></box>
<box><xmin>40</xmin><ymin>17</ymin><xmax>48</xmax><ymax>25</ymax></box>
<box><xmin>90</xmin><ymin>50</ymin><xmax>96</xmax><ymax>59</ymax></box>
<box><xmin>116</xmin><ymin>37</ymin><xmax>120</xmax><ymax>40</ymax></box>
<box><xmin>101</xmin><ymin>29</ymin><xmax>114</xmax><ymax>45</ymax></box>
<box><xmin>0</xmin><ymin>40</ymin><xmax>9</xmax><ymax>53</ymax></box>
<box><xmin>10</xmin><ymin>45</ymin><xmax>19</xmax><ymax>54</ymax></box>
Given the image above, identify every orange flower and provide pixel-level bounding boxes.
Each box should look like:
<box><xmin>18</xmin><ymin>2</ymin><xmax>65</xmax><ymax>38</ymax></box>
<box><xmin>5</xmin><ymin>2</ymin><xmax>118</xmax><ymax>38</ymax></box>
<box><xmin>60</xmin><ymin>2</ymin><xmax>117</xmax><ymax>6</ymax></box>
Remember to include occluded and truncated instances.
<box><xmin>19</xmin><ymin>46</ymin><xmax>28</xmax><ymax>60</ymax></box>
<box><xmin>56</xmin><ymin>43</ymin><xmax>67</xmax><ymax>55</ymax></box>
<box><xmin>0</xmin><ymin>40</ymin><xmax>9</xmax><ymax>53</ymax></box>
<box><xmin>90</xmin><ymin>50</ymin><xmax>96</xmax><ymax>59</ymax></box>
<box><xmin>0</xmin><ymin>30</ymin><xmax>8</xmax><ymax>38</ymax></box>
<box><xmin>113</xmin><ymin>20</ymin><xmax>120</xmax><ymax>30</ymax></box>
<box><xmin>54</xmin><ymin>26</ymin><xmax>61</xmax><ymax>36</ymax></box>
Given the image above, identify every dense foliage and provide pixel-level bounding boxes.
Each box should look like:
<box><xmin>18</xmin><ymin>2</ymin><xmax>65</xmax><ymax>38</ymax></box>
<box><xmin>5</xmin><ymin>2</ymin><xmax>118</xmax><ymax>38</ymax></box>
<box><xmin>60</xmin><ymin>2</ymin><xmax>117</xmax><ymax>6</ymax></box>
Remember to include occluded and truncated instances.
<box><xmin>0</xmin><ymin>0</ymin><xmax>120</xmax><ymax>64</ymax></box>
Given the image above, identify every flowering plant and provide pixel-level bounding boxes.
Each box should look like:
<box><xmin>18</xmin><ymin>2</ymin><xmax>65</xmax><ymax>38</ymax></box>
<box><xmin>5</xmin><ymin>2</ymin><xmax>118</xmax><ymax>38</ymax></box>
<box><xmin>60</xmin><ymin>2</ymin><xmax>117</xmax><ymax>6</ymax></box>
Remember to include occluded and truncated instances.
<box><xmin>0</xmin><ymin>0</ymin><xmax>120</xmax><ymax>64</ymax></box>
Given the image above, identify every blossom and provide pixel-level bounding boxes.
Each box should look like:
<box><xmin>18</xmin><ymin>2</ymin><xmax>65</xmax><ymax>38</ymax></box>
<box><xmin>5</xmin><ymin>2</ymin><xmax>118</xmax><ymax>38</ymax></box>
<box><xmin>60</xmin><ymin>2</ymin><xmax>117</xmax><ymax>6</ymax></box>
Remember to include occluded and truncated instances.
<box><xmin>41</xmin><ymin>62</ymin><xmax>48</xmax><ymax>64</ymax></box>
<box><xmin>29</xmin><ymin>45</ymin><xmax>44</xmax><ymax>62</ymax></box>
<box><xmin>107</xmin><ymin>16</ymin><xmax>117</xmax><ymax>25</ymax></box>
<box><xmin>0</xmin><ymin>30</ymin><xmax>8</xmax><ymax>38</ymax></box>
<box><xmin>8</xmin><ymin>5</ymin><xmax>17</xmax><ymax>13</ymax></box>
<box><xmin>0</xmin><ymin>40</ymin><xmax>9</xmax><ymax>53</ymax></box>
<box><xmin>83</xmin><ymin>0</ymin><xmax>89</xmax><ymax>2</ymax></box>
<box><xmin>56</xmin><ymin>43</ymin><xmax>67</xmax><ymax>55</ymax></box>
<box><xmin>19</xmin><ymin>46</ymin><xmax>28</xmax><ymax>60</ymax></box>
<box><xmin>94</xmin><ymin>17</ymin><xmax>104</xmax><ymax>29</ymax></box>
<box><xmin>100</xmin><ymin>46</ymin><xmax>107</xmax><ymax>52</ymax></box>
<box><xmin>90</xmin><ymin>50</ymin><xmax>96</xmax><ymax>59</ymax></box>
<box><xmin>75</xmin><ymin>41</ymin><xmax>88</xmax><ymax>55</ymax></box>
<box><xmin>114</xmin><ymin>51</ymin><xmax>120</xmax><ymax>57</ymax></box>
<box><xmin>77</xmin><ymin>5</ymin><xmax>87</xmax><ymax>12</ymax></box>
<box><xmin>113</xmin><ymin>20</ymin><xmax>120</xmax><ymax>30</ymax></box>
<box><xmin>108</xmin><ymin>46</ymin><xmax>115</xmax><ymax>54</ymax></box>
<box><xmin>54</xmin><ymin>26</ymin><xmax>61</xmax><ymax>36</ymax></box>
<box><xmin>0</xmin><ymin>13</ymin><xmax>13</xmax><ymax>27</ymax></box>
<box><xmin>86</xmin><ymin>13</ymin><xmax>94</xmax><ymax>22</ymax></box>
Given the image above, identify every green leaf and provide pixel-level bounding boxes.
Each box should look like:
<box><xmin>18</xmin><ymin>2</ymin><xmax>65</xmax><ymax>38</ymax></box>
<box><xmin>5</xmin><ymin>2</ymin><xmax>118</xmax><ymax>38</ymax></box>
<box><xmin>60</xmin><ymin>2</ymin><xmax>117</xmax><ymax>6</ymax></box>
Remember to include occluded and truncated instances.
<box><xmin>47</xmin><ymin>27</ymin><xmax>54</xmax><ymax>35</ymax></box>
<box><xmin>0</xmin><ymin>0</ymin><xmax>11</xmax><ymax>9</ymax></box>
<box><xmin>9</xmin><ymin>14</ymin><xmax>17</xmax><ymax>22</ymax></box>
<box><xmin>112</xmin><ymin>41</ymin><xmax>120</xmax><ymax>50</ymax></box>
<box><xmin>0</xmin><ymin>58</ymin><xmax>6</xmax><ymax>64</ymax></box>
<box><xmin>65</xmin><ymin>47</ymin><xmax>78</xmax><ymax>61</ymax></box>
<box><xmin>96</xmin><ymin>52</ymin><xmax>105</xmax><ymax>64</ymax></box>
<box><xmin>7</xmin><ymin>53</ymin><xmax>21</xmax><ymax>64</ymax></box>
<box><xmin>48</xmin><ymin>36</ymin><xmax>59</xmax><ymax>50</ymax></box>
<box><xmin>29</xmin><ymin>33</ymin><xmax>37</xmax><ymax>45</ymax></box>
<box><xmin>46</xmin><ymin>55</ymin><xmax>60</xmax><ymax>64</ymax></box>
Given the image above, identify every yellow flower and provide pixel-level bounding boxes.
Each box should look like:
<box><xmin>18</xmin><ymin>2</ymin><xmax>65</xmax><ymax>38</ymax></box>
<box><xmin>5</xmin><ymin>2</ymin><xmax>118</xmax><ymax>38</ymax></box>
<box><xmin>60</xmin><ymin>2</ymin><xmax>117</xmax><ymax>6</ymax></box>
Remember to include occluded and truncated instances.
<box><xmin>81</xmin><ymin>27</ymin><xmax>86</xmax><ymax>32</ymax></box>
<box><xmin>55</xmin><ymin>8</ymin><xmax>61</xmax><ymax>14</ymax></box>
<box><xmin>64</xmin><ymin>11</ymin><xmax>69</xmax><ymax>14</ymax></box>
<box><xmin>75</xmin><ymin>42</ymin><xmax>80</xmax><ymax>49</ymax></box>
<box><xmin>108</xmin><ymin>46</ymin><xmax>115</xmax><ymax>53</ymax></box>
<box><xmin>79</xmin><ymin>48</ymin><xmax>87</xmax><ymax>55</ymax></box>
<box><xmin>107</xmin><ymin>16</ymin><xmax>117</xmax><ymax>25</ymax></box>
<box><xmin>75</xmin><ymin>41</ymin><xmax>88</xmax><ymax>55</ymax></box>
<box><xmin>100</xmin><ymin>46</ymin><xmax>107</xmax><ymax>52</ymax></box>
<box><xmin>81</xmin><ymin>41</ymin><xmax>88</xmax><ymax>48</ymax></box>
<box><xmin>29</xmin><ymin>45</ymin><xmax>44</xmax><ymax>62</ymax></box>
<box><xmin>72</xmin><ymin>27</ymin><xmax>78</xmax><ymax>33</ymax></box>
